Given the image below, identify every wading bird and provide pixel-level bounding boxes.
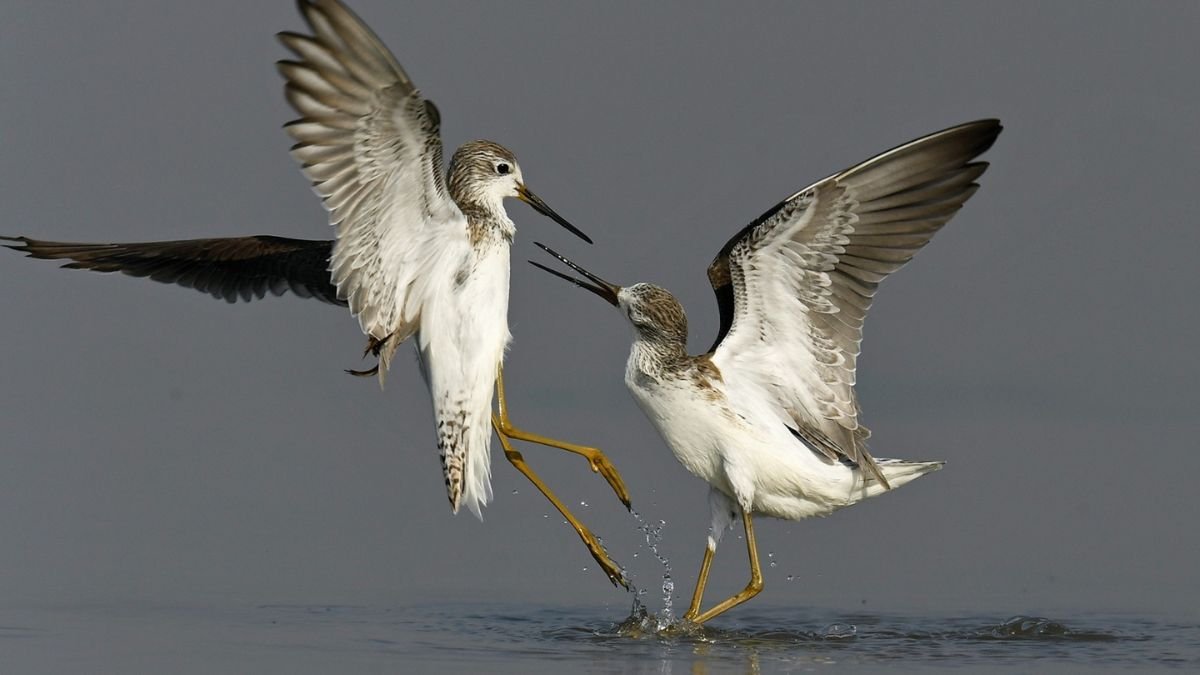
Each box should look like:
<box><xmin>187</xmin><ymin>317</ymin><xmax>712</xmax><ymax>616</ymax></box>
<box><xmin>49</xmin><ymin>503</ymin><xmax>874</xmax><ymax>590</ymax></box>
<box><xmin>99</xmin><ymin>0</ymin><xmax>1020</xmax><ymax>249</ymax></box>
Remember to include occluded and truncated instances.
<box><xmin>532</xmin><ymin>120</ymin><xmax>1002</xmax><ymax>621</ymax></box>
<box><xmin>3</xmin><ymin>0</ymin><xmax>631</xmax><ymax>587</ymax></box>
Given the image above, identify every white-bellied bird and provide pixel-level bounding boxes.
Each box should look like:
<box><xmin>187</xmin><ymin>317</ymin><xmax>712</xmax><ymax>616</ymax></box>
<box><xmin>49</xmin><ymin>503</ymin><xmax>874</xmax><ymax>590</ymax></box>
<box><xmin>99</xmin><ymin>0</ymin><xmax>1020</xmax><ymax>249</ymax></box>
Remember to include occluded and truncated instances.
<box><xmin>533</xmin><ymin>119</ymin><xmax>1002</xmax><ymax>620</ymax></box>
<box><xmin>3</xmin><ymin>0</ymin><xmax>632</xmax><ymax>587</ymax></box>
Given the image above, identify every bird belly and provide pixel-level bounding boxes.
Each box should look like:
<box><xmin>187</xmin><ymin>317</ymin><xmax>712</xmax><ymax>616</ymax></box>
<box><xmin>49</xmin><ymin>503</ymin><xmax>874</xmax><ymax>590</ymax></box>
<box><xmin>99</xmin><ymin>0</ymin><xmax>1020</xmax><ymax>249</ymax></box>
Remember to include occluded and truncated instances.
<box><xmin>631</xmin><ymin>372</ymin><xmax>869</xmax><ymax>521</ymax></box>
<box><xmin>727</xmin><ymin>401</ymin><xmax>868</xmax><ymax>520</ymax></box>
<box><xmin>416</xmin><ymin>243</ymin><xmax>512</xmax><ymax>517</ymax></box>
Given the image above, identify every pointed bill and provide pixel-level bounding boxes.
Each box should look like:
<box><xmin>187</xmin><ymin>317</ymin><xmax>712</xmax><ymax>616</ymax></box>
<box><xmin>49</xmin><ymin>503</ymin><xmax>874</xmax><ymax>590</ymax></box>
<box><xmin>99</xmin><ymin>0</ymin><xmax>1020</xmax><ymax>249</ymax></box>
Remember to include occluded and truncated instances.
<box><xmin>517</xmin><ymin>185</ymin><xmax>593</xmax><ymax>244</ymax></box>
<box><xmin>529</xmin><ymin>242</ymin><xmax>620</xmax><ymax>306</ymax></box>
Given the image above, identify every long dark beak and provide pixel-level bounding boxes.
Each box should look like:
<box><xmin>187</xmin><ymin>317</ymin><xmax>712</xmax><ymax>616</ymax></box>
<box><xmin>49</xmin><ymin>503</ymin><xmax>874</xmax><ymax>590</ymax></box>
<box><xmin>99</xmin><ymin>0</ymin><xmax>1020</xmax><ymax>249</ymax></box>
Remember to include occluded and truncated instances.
<box><xmin>516</xmin><ymin>184</ymin><xmax>592</xmax><ymax>244</ymax></box>
<box><xmin>529</xmin><ymin>242</ymin><xmax>621</xmax><ymax>306</ymax></box>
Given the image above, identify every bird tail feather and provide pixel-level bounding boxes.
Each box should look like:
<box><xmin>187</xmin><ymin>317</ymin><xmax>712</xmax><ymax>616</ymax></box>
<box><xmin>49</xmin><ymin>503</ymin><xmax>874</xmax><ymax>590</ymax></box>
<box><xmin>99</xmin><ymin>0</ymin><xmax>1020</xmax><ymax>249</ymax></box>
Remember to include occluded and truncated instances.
<box><xmin>860</xmin><ymin>458</ymin><xmax>944</xmax><ymax>498</ymax></box>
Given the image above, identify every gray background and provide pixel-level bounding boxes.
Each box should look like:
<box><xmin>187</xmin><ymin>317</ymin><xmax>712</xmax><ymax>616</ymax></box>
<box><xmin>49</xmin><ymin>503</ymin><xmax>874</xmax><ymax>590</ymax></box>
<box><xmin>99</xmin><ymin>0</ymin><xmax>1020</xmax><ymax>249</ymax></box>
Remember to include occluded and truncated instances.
<box><xmin>1</xmin><ymin>0</ymin><xmax>1197</xmax><ymax>619</ymax></box>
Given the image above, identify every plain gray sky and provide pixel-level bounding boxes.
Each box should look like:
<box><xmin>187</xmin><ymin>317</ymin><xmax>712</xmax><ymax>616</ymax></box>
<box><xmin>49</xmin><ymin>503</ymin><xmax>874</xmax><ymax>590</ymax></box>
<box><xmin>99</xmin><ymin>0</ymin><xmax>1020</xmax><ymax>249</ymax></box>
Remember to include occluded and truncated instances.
<box><xmin>1</xmin><ymin>1</ymin><xmax>1197</xmax><ymax>619</ymax></box>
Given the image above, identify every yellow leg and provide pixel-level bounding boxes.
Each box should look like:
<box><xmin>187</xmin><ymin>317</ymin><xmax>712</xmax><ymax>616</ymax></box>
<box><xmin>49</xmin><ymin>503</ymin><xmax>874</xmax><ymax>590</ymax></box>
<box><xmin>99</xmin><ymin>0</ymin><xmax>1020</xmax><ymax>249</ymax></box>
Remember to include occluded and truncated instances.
<box><xmin>687</xmin><ymin>512</ymin><xmax>764</xmax><ymax>625</ymax></box>
<box><xmin>493</xmin><ymin>366</ymin><xmax>631</xmax><ymax>510</ymax></box>
<box><xmin>683</xmin><ymin>544</ymin><xmax>716</xmax><ymax>621</ymax></box>
<box><xmin>492</xmin><ymin>417</ymin><xmax>629</xmax><ymax>589</ymax></box>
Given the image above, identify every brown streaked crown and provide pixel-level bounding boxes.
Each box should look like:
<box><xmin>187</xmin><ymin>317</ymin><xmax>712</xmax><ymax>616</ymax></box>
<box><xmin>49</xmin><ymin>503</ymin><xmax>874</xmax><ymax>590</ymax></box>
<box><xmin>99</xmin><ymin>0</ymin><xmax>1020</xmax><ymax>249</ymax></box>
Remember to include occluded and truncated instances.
<box><xmin>447</xmin><ymin>140</ymin><xmax>518</xmax><ymax>205</ymax></box>
<box><xmin>622</xmin><ymin>283</ymin><xmax>688</xmax><ymax>346</ymax></box>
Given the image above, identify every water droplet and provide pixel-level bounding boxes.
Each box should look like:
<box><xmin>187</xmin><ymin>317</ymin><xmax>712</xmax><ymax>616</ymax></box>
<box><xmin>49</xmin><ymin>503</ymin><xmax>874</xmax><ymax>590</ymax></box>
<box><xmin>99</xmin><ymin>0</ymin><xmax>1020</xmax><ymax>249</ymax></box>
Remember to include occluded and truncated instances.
<box><xmin>770</xmin><ymin>561</ymin><xmax>777</xmax><ymax>568</ymax></box>
<box><xmin>542</xmin><ymin>514</ymin><xmax>549</xmax><ymax>519</ymax></box>
<box><xmin>787</xmin><ymin>575</ymin><xmax>795</xmax><ymax>582</ymax></box>
<box><xmin>630</xmin><ymin>509</ymin><xmax>675</xmax><ymax>623</ymax></box>
<box><xmin>633</xmin><ymin>552</ymin><xmax>639</xmax><ymax>558</ymax></box>
<box><xmin>768</xmin><ymin>551</ymin><xmax>775</xmax><ymax>559</ymax></box>
<box><xmin>582</xmin><ymin>566</ymin><xmax>588</xmax><ymax>572</ymax></box>
<box><xmin>511</xmin><ymin>489</ymin><xmax>519</xmax><ymax>495</ymax></box>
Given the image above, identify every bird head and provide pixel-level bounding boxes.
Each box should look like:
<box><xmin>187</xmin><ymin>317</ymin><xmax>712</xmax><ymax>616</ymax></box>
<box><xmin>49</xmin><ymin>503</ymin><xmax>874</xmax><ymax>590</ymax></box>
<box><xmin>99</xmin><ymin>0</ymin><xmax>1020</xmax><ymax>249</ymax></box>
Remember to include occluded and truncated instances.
<box><xmin>448</xmin><ymin>141</ymin><xmax>591</xmax><ymax>243</ymax></box>
<box><xmin>531</xmin><ymin>243</ymin><xmax>688</xmax><ymax>344</ymax></box>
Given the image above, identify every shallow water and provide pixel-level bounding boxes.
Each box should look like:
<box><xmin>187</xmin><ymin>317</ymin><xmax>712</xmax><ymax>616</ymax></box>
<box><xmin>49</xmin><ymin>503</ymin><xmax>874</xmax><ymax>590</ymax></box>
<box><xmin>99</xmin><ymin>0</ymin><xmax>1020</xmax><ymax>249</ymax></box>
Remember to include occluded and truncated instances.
<box><xmin>2</xmin><ymin>603</ymin><xmax>1195</xmax><ymax>673</ymax></box>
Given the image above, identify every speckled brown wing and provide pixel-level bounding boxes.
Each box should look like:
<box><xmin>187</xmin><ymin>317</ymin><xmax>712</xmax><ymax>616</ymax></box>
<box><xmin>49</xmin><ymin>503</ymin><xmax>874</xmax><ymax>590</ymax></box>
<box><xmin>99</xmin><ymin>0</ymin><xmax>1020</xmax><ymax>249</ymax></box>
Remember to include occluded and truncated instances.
<box><xmin>707</xmin><ymin>120</ymin><xmax>1002</xmax><ymax>485</ymax></box>
<box><xmin>2</xmin><ymin>234</ymin><xmax>342</xmax><ymax>305</ymax></box>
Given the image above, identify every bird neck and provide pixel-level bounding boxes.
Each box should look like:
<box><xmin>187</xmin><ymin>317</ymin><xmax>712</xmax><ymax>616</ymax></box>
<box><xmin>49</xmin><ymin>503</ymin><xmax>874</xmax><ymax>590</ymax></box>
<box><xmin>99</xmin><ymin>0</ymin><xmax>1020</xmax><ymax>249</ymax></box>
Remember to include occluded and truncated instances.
<box><xmin>628</xmin><ymin>331</ymin><xmax>689</xmax><ymax>381</ymax></box>
<box><xmin>458</xmin><ymin>201</ymin><xmax>516</xmax><ymax>244</ymax></box>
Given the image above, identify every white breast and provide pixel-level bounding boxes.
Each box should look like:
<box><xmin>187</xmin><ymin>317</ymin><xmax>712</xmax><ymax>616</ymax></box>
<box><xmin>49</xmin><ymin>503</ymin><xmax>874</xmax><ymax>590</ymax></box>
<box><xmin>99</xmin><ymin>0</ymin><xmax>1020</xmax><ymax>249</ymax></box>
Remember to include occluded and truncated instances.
<box><xmin>624</xmin><ymin>353</ymin><xmax>728</xmax><ymax>491</ymax></box>
<box><xmin>423</xmin><ymin>238</ymin><xmax>512</xmax><ymax>370</ymax></box>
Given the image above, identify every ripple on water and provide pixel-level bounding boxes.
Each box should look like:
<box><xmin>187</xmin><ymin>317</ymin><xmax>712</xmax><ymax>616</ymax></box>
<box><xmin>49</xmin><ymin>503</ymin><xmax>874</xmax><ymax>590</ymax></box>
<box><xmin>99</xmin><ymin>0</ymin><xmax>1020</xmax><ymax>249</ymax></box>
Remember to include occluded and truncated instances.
<box><xmin>2</xmin><ymin>604</ymin><xmax>1196</xmax><ymax>672</ymax></box>
<box><xmin>534</xmin><ymin>607</ymin><xmax>1198</xmax><ymax>669</ymax></box>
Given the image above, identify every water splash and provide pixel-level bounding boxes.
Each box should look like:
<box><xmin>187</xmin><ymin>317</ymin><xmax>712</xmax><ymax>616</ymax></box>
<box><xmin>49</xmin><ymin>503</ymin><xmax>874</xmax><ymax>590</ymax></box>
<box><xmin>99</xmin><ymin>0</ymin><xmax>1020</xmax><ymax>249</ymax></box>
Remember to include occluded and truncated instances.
<box><xmin>821</xmin><ymin>622</ymin><xmax>858</xmax><ymax>639</ymax></box>
<box><xmin>989</xmin><ymin>616</ymin><xmax>1069</xmax><ymax>638</ymax></box>
<box><xmin>629</xmin><ymin>509</ymin><xmax>675</xmax><ymax>628</ymax></box>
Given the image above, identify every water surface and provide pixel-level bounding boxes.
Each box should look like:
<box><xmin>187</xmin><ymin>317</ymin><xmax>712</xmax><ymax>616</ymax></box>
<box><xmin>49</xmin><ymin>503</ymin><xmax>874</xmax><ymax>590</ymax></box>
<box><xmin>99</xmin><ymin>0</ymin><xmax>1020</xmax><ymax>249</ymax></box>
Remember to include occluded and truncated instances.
<box><xmin>2</xmin><ymin>603</ymin><xmax>1195</xmax><ymax>673</ymax></box>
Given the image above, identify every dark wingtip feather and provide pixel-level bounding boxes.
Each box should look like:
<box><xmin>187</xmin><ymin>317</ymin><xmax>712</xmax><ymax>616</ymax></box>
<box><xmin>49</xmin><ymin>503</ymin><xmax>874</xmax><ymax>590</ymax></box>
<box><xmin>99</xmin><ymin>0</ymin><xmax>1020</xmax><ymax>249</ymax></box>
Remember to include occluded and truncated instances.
<box><xmin>1</xmin><ymin>235</ymin><xmax>30</xmax><ymax>252</ymax></box>
<box><xmin>3</xmin><ymin>235</ymin><xmax>342</xmax><ymax>306</ymax></box>
<box><xmin>276</xmin><ymin>30</ymin><xmax>307</xmax><ymax>47</ymax></box>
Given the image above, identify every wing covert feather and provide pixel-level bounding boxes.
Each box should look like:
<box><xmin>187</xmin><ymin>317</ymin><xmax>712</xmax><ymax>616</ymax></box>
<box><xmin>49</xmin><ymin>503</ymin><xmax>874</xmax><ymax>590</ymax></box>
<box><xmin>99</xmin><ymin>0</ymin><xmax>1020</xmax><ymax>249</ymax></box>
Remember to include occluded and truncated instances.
<box><xmin>708</xmin><ymin>120</ymin><xmax>1002</xmax><ymax>484</ymax></box>
<box><xmin>279</xmin><ymin>0</ymin><xmax>466</xmax><ymax>343</ymax></box>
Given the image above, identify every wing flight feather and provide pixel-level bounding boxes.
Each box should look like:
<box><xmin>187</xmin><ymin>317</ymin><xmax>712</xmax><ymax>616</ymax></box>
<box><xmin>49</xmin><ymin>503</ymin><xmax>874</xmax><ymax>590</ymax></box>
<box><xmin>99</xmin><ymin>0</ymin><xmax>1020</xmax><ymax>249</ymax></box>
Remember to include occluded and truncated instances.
<box><xmin>708</xmin><ymin>120</ymin><xmax>1002</xmax><ymax>485</ymax></box>
<box><xmin>279</xmin><ymin>0</ymin><xmax>466</xmax><ymax>351</ymax></box>
<box><xmin>2</xmin><ymin>235</ymin><xmax>341</xmax><ymax>304</ymax></box>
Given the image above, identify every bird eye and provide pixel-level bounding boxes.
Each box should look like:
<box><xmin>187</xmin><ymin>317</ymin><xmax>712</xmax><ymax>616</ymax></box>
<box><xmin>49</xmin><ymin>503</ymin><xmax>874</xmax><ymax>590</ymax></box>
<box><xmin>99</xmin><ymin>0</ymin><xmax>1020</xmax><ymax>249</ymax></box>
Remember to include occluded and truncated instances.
<box><xmin>496</xmin><ymin>163</ymin><xmax>511</xmax><ymax>175</ymax></box>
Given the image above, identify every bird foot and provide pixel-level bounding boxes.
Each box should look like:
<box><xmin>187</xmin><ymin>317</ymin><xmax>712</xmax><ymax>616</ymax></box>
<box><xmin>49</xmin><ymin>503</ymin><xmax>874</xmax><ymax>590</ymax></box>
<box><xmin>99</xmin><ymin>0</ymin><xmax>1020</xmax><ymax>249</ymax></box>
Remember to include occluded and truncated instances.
<box><xmin>586</xmin><ymin>452</ymin><xmax>632</xmax><ymax>511</ymax></box>
<box><xmin>346</xmin><ymin>335</ymin><xmax>388</xmax><ymax>377</ymax></box>
<box><xmin>581</xmin><ymin>528</ymin><xmax>629</xmax><ymax>590</ymax></box>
